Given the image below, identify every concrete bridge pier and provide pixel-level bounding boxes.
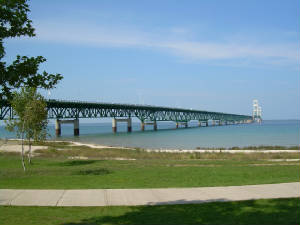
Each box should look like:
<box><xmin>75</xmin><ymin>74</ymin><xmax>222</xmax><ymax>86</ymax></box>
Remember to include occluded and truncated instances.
<box><xmin>55</xmin><ymin>118</ymin><xmax>79</xmax><ymax>136</ymax></box>
<box><xmin>112</xmin><ymin>118</ymin><xmax>132</xmax><ymax>133</ymax></box>
<box><xmin>55</xmin><ymin>119</ymin><xmax>61</xmax><ymax>136</ymax></box>
<box><xmin>198</xmin><ymin>121</ymin><xmax>208</xmax><ymax>127</ymax></box>
<box><xmin>141</xmin><ymin>122</ymin><xmax>145</xmax><ymax>131</ymax></box>
<box><xmin>154</xmin><ymin>121</ymin><xmax>157</xmax><ymax>131</ymax></box>
<box><xmin>141</xmin><ymin>120</ymin><xmax>157</xmax><ymax>131</ymax></box>
<box><xmin>218</xmin><ymin>120</ymin><xmax>222</xmax><ymax>126</ymax></box>
<box><xmin>74</xmin><ymin>119</ymin><xmax>79</xmax><ymax>135</ymax></box>
<box><xmin>176</xmin><ymin>121</ymin><xmax>188</xmax><ymax>128</ymax></box>
<box><xmin>212</xmin><ymin>120</ymin><xmax>216</xmax><ymax>126</ymax></box>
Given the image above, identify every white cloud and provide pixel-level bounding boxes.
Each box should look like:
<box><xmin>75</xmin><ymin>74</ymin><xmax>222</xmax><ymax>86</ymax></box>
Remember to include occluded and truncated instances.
<box><xmin>32</xmin><ymin>21</ymin><xmax>299</xmax><ymax>67</ymax></box>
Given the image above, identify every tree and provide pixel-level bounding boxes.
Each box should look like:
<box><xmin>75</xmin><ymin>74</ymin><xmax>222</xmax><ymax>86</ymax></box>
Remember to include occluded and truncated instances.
<box><xmin>0</xmin><ymin>0</ymin><xmax>63</xmax><ymax>100</ymax></box>
<box><xmin>5</xmin><ymin>87</ymin><xmax>48</xmax><ymax>171</ymax></box>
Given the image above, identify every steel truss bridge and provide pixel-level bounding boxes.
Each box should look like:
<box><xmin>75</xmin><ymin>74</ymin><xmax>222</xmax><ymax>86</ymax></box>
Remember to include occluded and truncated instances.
<box><xmin>0</xmin><ymin>99</ymin><xmax>253</xmax><ymax>136</ymax></box>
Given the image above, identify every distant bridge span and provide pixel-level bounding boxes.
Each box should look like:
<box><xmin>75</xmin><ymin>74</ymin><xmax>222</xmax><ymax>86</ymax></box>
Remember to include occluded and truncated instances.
<box><xmin>0</xmin><ymin>99</ymin><xmax>253</xmax><ymax>136</ymax></box>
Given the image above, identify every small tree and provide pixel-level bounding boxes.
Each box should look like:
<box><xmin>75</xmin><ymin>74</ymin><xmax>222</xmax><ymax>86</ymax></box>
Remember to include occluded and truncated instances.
<box><xmin>5</xmin><ymin>87</ymin><xmax>48</xmax><ymax>171</ymax></box>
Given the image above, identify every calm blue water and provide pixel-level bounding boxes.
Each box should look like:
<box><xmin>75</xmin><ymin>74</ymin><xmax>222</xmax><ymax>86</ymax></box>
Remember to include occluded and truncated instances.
<box><xmin>0</xmin><ymin>120</ymin><xmax>299</xmax><ymax>149</ymax></box>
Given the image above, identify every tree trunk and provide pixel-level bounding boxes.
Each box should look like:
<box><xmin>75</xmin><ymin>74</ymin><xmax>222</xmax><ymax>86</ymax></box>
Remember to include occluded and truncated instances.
<box><xmin>28</xmin><ymin>138</ymin><xmax>32</xmax><ymax>164</ymax></box>
<box><xmin>21</xmin><ymin>125</ymin><xmax>26</xmax><ymax>171</ymax></box>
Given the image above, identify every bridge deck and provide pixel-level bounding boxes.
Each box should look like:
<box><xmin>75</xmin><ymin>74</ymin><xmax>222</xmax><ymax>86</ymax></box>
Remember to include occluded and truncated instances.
<box><xmin>0</xmin><ymin>99</ymin><xmax>252</xmax><ymax>122</ymax></box>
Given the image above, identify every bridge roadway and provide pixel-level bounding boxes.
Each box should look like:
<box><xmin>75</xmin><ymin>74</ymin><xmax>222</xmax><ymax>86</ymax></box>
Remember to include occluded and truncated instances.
<box><xmin>0</xmin><ymin>99</ymin><xmax>253</xmax><ymax>136</ymax></box>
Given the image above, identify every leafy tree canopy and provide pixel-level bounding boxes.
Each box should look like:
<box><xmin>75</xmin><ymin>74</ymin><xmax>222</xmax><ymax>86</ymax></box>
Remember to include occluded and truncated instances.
<box><xmin>0</xmin><ymin>0</ymin><xmax>63</xmax><ymax>100</ymax></box>
<box><xmin>5</xmin><ymin>87</ymin><xmax>48</xmax><ymax>169</ymax></box>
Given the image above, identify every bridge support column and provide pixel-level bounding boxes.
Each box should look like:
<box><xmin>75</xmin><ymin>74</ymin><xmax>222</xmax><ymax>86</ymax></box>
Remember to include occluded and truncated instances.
<box><xmin>74</xmin><ymin>118</ymin><xmax>79</xmax><ymax>136</ymax></box>
<box><xmin>153</xmin><ymin>121</ymin><xmax>157</xmax><ymax>131</ymax></box>
<box><xmin>140</xmin><ymin>120</ymin><xmax>157</xmax><ymax>131</ymax></box>
<box><xmin>212</xmin><ymin>120</ymin><xmax>215</xmax><ymax>126</ymax></box>
<box><xmin>55</xmin><ymin>119</ymin><xmax>61</xmax><ymax>136</ymax></box>
<box><xmin>112</xmin><ymin>118</ymin><xmax>117</xmax><ymax>133</ymax></box>
<box><xmin>127</xmin><ymin>118</ymin><xmax>132</xmax><ymax>132</ymax></box>
<box><xmin>141</xmin><ymin>122</ymin><xmax>145</xmax><ymax>131</ymax></box>
<box><xmin>55</xmin><ymin>119</ymin><xmax>79</xmax><ymax>136</ymax></box>
<box><xmin>198</xmin><ymin>121</ymin><xmax>201</xmax><ymax>127</ymax></box>
<box><xmin>175</xmin><ymin>121</ymin><xmax>187</xmax><ymax>128</ymax></box>
<box><xmin>112</xmin><ymin>118</ymin><xmax>132</xmax><ymax>133</ymax></box>
<box><xmin>205</xmin><ymin>120</ymin><xmax>208</xmax><ymax>127</ymax></box>
<box><xmin>219</xmin><ymin>120</ymin><xmax>222</xmax><ymax>126</ymax></box>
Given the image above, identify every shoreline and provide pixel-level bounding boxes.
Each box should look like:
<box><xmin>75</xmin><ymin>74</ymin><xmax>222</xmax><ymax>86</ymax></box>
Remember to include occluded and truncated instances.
<box><xmin>1</xmin><ymin>138</ymin><xmax>299</xmax><ymax>153</ymax></box>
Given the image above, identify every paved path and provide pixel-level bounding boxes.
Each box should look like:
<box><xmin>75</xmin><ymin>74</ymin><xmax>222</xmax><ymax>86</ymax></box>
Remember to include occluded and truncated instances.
<box><xmin>0</xmin><ymin>182</ymin><xmax>299</xmax><ymax>207</ymax></box>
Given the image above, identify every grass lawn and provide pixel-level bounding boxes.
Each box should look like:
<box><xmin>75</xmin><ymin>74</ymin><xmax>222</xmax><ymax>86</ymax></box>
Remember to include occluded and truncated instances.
<box><xmin>1</xmin><ymin>198</ymin><xmax>299</xmax><ymax>225</ymax></box>
<box><xmin>0</xmin><ymin>151</ymin><xmax>299</xmax><ymax>189</ymax></box>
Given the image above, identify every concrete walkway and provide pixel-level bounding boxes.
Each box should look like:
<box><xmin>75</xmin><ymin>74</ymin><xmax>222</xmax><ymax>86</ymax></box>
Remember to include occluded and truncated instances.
<box><xmin>0</xmin><ymin>182</ymin><xmax>299</xmax><ymax>207</ymax></box>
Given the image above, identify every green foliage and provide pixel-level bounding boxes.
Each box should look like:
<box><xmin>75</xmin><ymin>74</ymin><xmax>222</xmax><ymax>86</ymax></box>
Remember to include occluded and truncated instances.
<box><xmin>0</xmin><ymin>0</ymin><xmax>63</xmax><ymax>100</ymax></box>
<box><xmin>5</xmin><ymin>87</ymin><xmax>48</xmax><ymax>169</ymax></box>
<box><xmin>5</xmin><ymin>87</ymin><xmax>48</xmax><ymax>142</ymax></box>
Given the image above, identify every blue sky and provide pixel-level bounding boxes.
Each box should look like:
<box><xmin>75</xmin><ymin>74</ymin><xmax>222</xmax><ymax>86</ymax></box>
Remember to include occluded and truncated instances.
<box><xmin>4</xmin><ymin>0</ymin><xmax>300</xmax><ymax>119</ymax></box>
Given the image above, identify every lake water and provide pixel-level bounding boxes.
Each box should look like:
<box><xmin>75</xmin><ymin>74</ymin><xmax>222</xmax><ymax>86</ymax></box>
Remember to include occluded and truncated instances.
<box><xmin>0</xmin><ymin>120</ymin><xmax>299</xmax><ymax>149</ymax></box>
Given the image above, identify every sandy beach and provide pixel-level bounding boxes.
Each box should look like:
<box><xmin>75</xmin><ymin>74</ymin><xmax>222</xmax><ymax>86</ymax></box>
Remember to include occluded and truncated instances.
<box><xmin>1</xmin><ymin>139</ymin><xmax>299</xmax><ymax>154</ymax></box>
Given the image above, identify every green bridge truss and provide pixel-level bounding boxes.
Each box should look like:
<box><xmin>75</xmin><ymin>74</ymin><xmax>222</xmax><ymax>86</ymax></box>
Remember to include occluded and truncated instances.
<box><xmin>0</xmin><ymin>99</ymin><xmax>252</xmax><ymax>122</ymax></box>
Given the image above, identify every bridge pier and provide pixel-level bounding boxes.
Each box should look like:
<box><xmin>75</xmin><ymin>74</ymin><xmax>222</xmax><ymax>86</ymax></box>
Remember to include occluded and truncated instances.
<box><xmin>212</xmin><ymin>120</ymin><xmax>216</xmax><ymax>126</ymax></box>
<box><xmin>154</xmin><ymin>121</ymin><xmax>157</xmax><ymax>131</ymax></box>
<box><xmin>176</xmin><ymin>121</ymin><xmax>188</xmax><ymax>128</ymax></box>
<box><xmin>141</xmin><ymin>122</ymin><xmax>145</xmax><ymax>131</ymax></box>
<box><xmin>55</xmin><ymin>118</ymin><xmax>80</xmax><ymax>136</ymax></box>
<box><xmin>74</xmin><ymin>118</ymin><xmax>79</xmax><ymax>135</ymax></box>
<box><xmin>140</xmin><ymin>120</ymin><xmax>157</xmax><ymax>131</ymax></box>
<box><xmin>55</xmin><ymin>119</ymin><xmax>61</xmax><ymax>136</ymax></box>
<box><xmin>199</xmin><ymin>121</ymin><xmax>209</xmax><ymax>127</ymax></box>
<box><xmin>112</xmin><ymin>118</ymin><xmax>132</xmax><ymax>133</ymax></box>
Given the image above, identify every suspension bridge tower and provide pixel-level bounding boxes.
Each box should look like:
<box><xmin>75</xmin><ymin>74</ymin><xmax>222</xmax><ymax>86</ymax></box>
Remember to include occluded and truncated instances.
<box><xmin>252</xmin><ymin>99</ymin><xmax>262</xmax><ymax>123</ymax></box>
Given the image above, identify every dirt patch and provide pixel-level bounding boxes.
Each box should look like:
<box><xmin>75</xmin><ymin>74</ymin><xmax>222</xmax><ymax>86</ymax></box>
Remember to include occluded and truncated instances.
<box><xmin>0</xmin><ymin>144</ymin><xmax>48</xmax><ymax>153</ymax></box>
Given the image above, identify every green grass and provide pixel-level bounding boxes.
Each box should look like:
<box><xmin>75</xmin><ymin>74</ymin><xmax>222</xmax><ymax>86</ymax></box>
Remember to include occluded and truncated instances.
<box><xmin>0</xmin><ymin>154</ymin><xmax>299</xmax><ymax>189</ymax></box>
<box><xmin>1</xmin><ymin>198</ymin><xmax>299</xmax><ymax>225</ymax></box>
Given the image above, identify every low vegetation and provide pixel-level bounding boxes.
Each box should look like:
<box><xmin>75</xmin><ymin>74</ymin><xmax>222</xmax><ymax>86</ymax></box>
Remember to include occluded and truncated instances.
<box><xmin>0</xmin><ymin>145</ymin><xmax>299</xmax><ymax>189</ymax></box>
<box><xmin>0</xmin><ymin>140</ymin><xmax>299</xmax><ymax>189</ymax></box>
<box><xmin>196</xmin><ymin>145</ymin><xmax>300</xmax><ymax>150</ymax></box>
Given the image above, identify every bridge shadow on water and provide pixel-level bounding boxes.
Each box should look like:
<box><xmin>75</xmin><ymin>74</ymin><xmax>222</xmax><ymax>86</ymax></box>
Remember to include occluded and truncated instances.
<box><xmin>61</xmin><ymin>198</ymin><xmax>299</xmax><ymax>225</ymax></box>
